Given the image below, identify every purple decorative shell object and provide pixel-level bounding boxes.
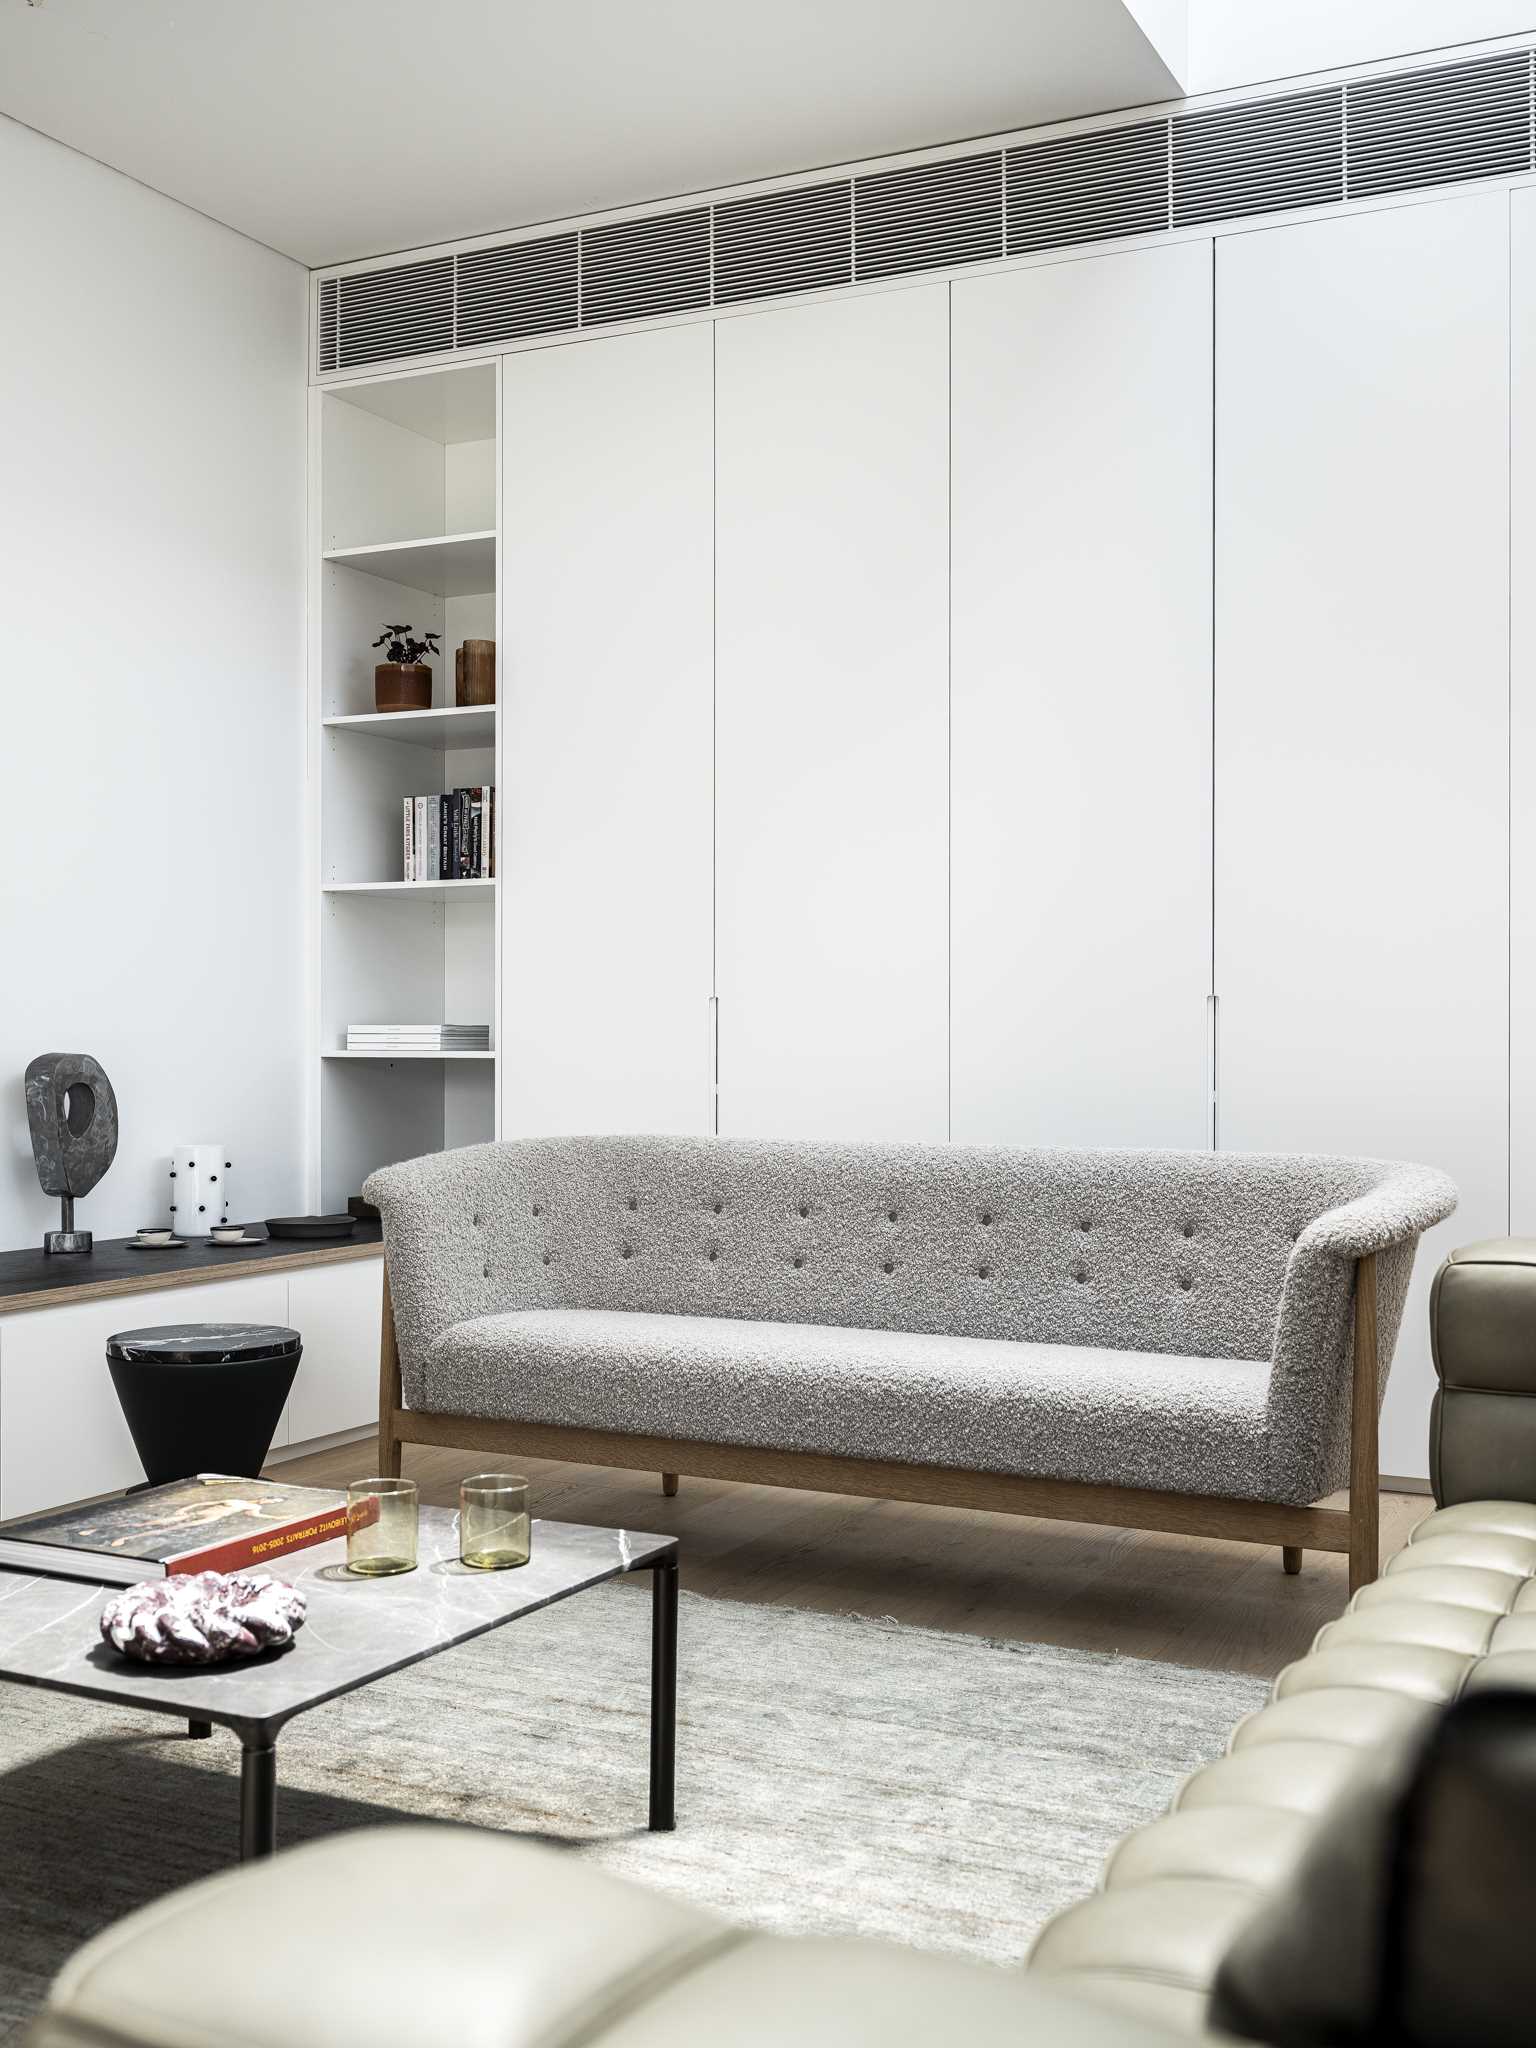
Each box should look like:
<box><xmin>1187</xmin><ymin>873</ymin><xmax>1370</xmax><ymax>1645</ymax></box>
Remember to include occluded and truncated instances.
<box><xmin>100</xmin><ymin>1571</ymin><xmax>307</xmax><ymax>1665</ymax></box>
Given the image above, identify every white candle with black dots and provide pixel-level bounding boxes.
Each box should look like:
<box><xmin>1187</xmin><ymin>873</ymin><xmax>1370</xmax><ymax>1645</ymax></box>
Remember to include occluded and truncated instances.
<box><xmin>169</xmin><ymin>1143</ymin><xmax>231</xmax><ymax>1239</ymax></box>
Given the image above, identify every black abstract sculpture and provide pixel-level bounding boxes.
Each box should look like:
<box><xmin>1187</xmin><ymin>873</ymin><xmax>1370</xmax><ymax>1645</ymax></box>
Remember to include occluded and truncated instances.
<box><xmin>24</xmin><ymin>1052</ymin><xmax>119</xmax><ymax>1254</ymax></box>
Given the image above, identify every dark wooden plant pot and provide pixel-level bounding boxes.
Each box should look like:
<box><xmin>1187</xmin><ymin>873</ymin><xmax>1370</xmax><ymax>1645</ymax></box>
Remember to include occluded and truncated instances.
<box><xmin>375</xmin><ymin>662</ymin><xmax>432</xmax><ymax>713</ymax></box>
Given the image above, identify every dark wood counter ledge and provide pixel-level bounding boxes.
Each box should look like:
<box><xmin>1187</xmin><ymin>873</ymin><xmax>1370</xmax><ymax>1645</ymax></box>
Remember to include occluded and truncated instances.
<box><xmin>0</xmin><ymin>1222</ymin><xmax>383</xmax><ymax>1316</ymax></box>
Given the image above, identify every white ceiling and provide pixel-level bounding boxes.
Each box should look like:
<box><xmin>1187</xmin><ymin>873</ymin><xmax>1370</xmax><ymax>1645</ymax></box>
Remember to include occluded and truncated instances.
<box><xmin>0</xmin><ymin>0</ymin><xmax>1186</xmax><ymax>268</ymax></box>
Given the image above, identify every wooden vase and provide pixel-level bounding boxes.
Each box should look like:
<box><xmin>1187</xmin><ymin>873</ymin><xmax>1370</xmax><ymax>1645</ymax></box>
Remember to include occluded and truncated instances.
<box><xmin>375</xmin><ymin>663</ymin><xmax>433</xmax><ymax>713</ymax></box>
<box><xmin>455</xmin><ymin>639</ymin><xmax>496</xmax><ymax>707</ymax></box>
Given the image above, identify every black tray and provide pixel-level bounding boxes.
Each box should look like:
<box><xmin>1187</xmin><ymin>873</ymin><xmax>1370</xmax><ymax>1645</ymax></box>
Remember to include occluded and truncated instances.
<box><xmin>263</xmin><ymin>1215</ymin><xmax>357</xmax><ymax>1241</ymax></box>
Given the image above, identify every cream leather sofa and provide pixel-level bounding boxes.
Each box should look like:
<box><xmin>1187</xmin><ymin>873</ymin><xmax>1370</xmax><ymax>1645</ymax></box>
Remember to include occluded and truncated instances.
<box><xmin>25</xmin><ymin>1497</ymin><xmax>1536</xmax><ymax>2048</ymax></box>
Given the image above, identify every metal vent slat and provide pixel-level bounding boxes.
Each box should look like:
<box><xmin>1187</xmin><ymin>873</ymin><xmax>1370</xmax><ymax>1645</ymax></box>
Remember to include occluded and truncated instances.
<box><xmin>317</xmin><ymin>278</ymin><xmax>340</xmax><ymax>372</ymax></box>
<box><xmin>332</xmin><ymin>255</ymin><xmax>454</xmax><ymax>369</ymax></box>
<box><xmin>1173</xmin><ymin>87</ymin><xmax>1343</xmax><ymax>226</ymax></box>
<box><xmin>580</xmin><ymin>208</ymin><xmax>710</xmax><ymax>326</ymax></box>
<box><xmin>455</xmin><ymin>232</ymin><xmax>578</xmax><ymax>347</ymax></box>
<box><xmin>1008</xmin><ymin>121</ymin><xmax>1169</xmax><ymax>254</ymax></box>
<box><xmin>1347</xmin><ymin>51</ymin><xmax>1531</xmax><ymax>197</ymax></box>
<box><xmin>855</xmin><ymin>151</ymin><xmax>1002</xmax><ymax>279</ymax></box>
<box><xmin>714</xmin><ymin>180</ymin><xmax>853</xmax><ymax>304</ymax></box>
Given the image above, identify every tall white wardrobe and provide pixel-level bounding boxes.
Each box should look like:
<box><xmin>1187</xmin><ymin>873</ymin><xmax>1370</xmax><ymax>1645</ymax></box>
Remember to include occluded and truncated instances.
<box><xmin>500</xmin><ymin>181</ymin><xmax>1527</xmax><ymax>1485</ymax></box>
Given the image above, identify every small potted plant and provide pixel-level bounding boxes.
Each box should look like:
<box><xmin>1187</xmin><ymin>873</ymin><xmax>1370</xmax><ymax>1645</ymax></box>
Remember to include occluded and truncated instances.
<box><xmin>372</xmin><ymin>624</ymin><xmax>441</xmax><ymax>713</ymax></box>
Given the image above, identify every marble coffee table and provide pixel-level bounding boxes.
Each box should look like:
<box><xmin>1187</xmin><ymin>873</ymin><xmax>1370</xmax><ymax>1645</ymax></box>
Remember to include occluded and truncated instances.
<box><xmin>0</xmin><ymin>1509</ymin><xmax>678</xmax><ymax>1859</ymax></box>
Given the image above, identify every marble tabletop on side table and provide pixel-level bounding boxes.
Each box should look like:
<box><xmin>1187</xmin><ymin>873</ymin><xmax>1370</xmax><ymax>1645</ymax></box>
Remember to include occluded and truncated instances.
<box><xmin>0</xmin><ymin>1510</ymin><xmax>680</xmax><ymax>1856</ymax></box>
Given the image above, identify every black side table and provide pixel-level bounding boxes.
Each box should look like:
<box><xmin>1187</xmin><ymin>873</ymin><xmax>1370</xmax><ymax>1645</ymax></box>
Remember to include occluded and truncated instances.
<box><xmin>106</xmin><ymin>1324</ymin><xmax>303</xmax><ymax>1486</ymax></box>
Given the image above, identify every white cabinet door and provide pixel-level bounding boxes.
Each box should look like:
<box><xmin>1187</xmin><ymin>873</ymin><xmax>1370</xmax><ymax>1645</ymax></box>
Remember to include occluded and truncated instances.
<box><xmin>286</xmin><ymin>1255</ymin><xmax>385</xmax><ymax>1445</ymax></box>
<box><xmin>500</xmin><ymin>324</ymin><xmax>714</xmax><ymax>1136</ymax></box>
<box><xmin>0</xmin><ymin>1276</ymin><xmax>290</xmax><ymax>1518</ymax></box>
<box><xmin>715</xmin><ymin>283</ymin><xmax>949</xmax><ymax>1140</ymax></box>
<box><xmin>951</xmin><ymin>241</ymin><xmax>1213</xmax><ymax>1149</ymax></box>
<box><xmin>1214</xmin><ymin>191</ymin><xmax>1509</xmax><ymax>1484</ymax></box>
<box><xmin>1511</xmin><ymin>189</ymin><xmax>1536</xmax><ymax>1230</ymax></box>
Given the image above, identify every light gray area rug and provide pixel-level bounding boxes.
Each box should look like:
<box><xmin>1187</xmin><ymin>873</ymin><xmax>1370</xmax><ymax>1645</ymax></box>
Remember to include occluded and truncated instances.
<box><xmin>0</xmin><ymin>1583</ymin><xmax>1267</xmax><ymax>2036</ymax></box>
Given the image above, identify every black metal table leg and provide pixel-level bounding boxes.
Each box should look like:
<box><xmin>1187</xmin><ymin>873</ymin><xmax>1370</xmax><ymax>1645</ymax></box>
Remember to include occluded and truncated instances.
<box><xmin>188</xmin><ymin>1718</ymin><xmax>212</xmax><ymax>1740</ymax></box>
<box><xmin>649</xmin><ymin>1553</ymin><xmax>677</xmax><ymax>1831</ymax></box>
<box><xmin>240</xmin><ymin>1741</ymin><xmax>278</xmax><ymax>1860</ymax></box>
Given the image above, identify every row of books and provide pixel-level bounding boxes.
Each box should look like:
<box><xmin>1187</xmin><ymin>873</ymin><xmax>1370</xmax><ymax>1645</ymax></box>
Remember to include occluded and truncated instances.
<box><xmin>403</xmin><ymin>786</ymin><xmax>495</xmax><ymax>882</ymax></box>
<box><xmin>346</xmin><ymin>1023</ymin><xmax>490</xmax><ymax>1052</ymax></box>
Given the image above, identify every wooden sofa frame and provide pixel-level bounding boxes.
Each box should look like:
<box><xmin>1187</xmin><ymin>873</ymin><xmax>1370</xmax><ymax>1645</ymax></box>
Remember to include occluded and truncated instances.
<box><xmin>377</xmin><ymin>1251</ymin><xmax>1383</xmax><ymax>1593</ymax></box>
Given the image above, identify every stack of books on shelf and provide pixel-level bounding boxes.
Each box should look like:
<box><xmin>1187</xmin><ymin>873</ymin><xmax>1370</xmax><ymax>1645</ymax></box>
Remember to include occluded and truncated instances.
<box><xmin>403</xmin><ymin>786</ymin><xmax>495</xmax><ymax>882</ymax></box>
<box><xmin>346</xmin><ymin>1024</ymin><xmax>492</xmax><ymax>1054</ymax></box>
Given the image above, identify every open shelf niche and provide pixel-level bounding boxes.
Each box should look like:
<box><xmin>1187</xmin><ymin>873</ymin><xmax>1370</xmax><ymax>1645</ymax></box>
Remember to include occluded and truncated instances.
<box><xmin>315</xmin><ymin>360</ymin><xmax>499</xmax><ymax>1208</ymax></box>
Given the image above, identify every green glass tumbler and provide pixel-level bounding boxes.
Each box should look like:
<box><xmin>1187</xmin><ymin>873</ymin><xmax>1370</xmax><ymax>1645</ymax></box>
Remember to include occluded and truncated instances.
<box><xmin>459</xmin><ymin>1473</ymin><xmax>530</xmax><ymax>1570</ymax></box>
<box><xmin>345</xmin><ymin>1477</ymin><xmax>419</xmax><ymax>1576</ymax></box>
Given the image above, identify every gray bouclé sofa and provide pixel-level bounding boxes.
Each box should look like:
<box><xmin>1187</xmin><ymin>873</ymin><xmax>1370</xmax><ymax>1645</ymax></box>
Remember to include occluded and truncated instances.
<box><xmin>364</xmin><ymin>1137</ymin><xmax>1456</xmax><ymax>1588</ymax></box>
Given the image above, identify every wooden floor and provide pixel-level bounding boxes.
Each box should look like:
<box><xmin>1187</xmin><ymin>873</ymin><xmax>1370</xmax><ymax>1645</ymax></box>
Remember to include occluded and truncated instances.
<box><xmin>278</xmin><ymin>1438</ymin><xmax>1434</xmax><ymax>1683</ymax></box>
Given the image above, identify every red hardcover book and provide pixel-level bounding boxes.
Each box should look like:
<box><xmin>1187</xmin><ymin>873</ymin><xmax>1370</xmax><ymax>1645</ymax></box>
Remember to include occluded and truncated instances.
<box><xmin>0</xmin><ymin>1475</ymin><xmax>348</xmax><ymax>1586</ymax></box>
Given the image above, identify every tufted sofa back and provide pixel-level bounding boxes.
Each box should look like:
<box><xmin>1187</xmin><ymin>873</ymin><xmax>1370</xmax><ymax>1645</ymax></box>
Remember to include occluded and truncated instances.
<box><xmin>364</xmin><ymin>1136</ymin><xmax>1454</xmax><ymax>1389</ymax></box>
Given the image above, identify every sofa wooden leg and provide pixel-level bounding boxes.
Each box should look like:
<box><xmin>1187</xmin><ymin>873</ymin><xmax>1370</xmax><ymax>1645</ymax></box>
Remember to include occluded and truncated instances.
<box><xmin>1282</xmin><ymin>1546</ymin><xmax>1302</xmax><ymax>1575</ymax></box>
<box><xmin>1348</xmin><ymin>1252</ymin><xmax>1380</xmax><ymax>1597</ymax></box>
<box><xmin>379</xmin><ymin>1265</ymin><xmax>404</xmax><ymax>1480</ymax></box>
<box><xmin>661</xmin><ymin>1472</ymin><xmax>679</xmax><ymax>1498</ymax></box>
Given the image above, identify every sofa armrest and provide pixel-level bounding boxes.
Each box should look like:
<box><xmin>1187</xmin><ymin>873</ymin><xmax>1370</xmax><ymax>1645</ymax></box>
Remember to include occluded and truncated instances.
<box><xmin>363</xmin><ymin>1141</ymin><xmax>546</xmax><ymax>1379</ymax></box>
<box><xmin>1291</xmin><ymin>1165</ymin><xmax>1458</xmax><ymax>1263</ymax></box>
<box><xmin>1263</xmin><ymin>1165</ymin><xmax>1457</xmax><ymax>1505</ymax></box>
<box><xmin>1429</xmin><ymin>1239</ymin><xmax>1536</xmax><ymax>1506</ymax></box>
<box><xmin>25</xmin><ymin>1828</ymin><xmax>1191</xmax><ymax>2048</ymax></box>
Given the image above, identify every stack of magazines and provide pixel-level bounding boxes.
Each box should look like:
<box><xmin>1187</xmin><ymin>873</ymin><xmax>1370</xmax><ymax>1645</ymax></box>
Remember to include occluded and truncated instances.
<box><xmin>403</xmin><ymin>786</ymin><xmax>494</xmax><ymax>881</ymax></box>
<box><xmin>346</xmin><ymin>1024</ymin><xmax>491</xmax><ymax>1054</ymax></box>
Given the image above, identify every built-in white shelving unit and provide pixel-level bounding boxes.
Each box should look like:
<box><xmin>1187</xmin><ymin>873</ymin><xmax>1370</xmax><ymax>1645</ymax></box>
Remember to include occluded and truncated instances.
<box><xmin>322</xmin><ymin>879</ymin><xmax>495</xmax><ymax>899</ymax></box>
<box><xmin>321</xmin><ymin>530</ymin><xmax>496</xmax><ymax>596</ymax></box>
<box><xmin>311</xmin><ymin>359</ymin><xmax>499</xmax><ymax>1208</ymax></box>
<box><xmin>322</xmin><ymin>705</ymin><xmax>496</xmax><ymax>748</ymax></box>
<box><xmin>322</xmin><ymin>1049</ymin><xmax>497</xmax><ymax>1062</ymax></box>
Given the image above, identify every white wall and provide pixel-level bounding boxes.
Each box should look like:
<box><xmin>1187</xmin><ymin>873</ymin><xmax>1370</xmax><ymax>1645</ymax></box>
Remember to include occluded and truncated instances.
<box><xmin>0</xmin><ymin>114</ymin><xmax>308</xmax><ymax>1248</ymax></box>
<box><xmin>1191</xmin><ymin>2</ymin><xmax>1536</xmax><ymax>91</ymax></box>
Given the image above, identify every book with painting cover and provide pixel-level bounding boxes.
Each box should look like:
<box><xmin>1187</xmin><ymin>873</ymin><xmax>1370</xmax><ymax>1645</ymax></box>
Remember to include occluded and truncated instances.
<box><xmin>0</xmin><ymin>1475</ymin><xmax>348</xmax><ymax>1586</ymax></box>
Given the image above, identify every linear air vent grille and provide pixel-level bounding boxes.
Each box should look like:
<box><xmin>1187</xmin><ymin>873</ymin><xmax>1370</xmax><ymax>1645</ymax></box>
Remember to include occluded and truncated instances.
<box><xmin>1007</xmin><ymin>121</ymin><xmax>1169</xmax><ymax>254</ymax></box>
<box><xmin>456</xmin><ymin>231</ymin><xmax>578</xmax><ymax>347</ymax></box>
<box><xmin>714</xmin><ymin>180</ymin><xmax>853</xmax><ymax>304</ymax></box>
<box><xmin>1346</xmin><ymin>50</ymin><xmax>1532</xmax><ymax>199</ymax></box>
<box><xmin>316</xmin><ymin>42</ymin><xmax>1536</xmax><ymax>376</ymax></box>
<box><xmin>854</xmin><ymin>151</ymin><xmax>1003</xmax><ymax>280</ymax></box>
<box><xmin>327</xmin><ymin>255</ymin><xmax>454</xmax><ymax>371</ymax></box>
<box><xmin>579</xmin><ymin>207</ymin><xmax>711</xmax><ymax>326</ymax></box>
<box><xmin>317</xmin><ymin>278</ymin><xmax>339</xmax><ymax>371</ymax></box>
<box><xmin>1173</xmin><ymin>87</ymin><xmax>1344</xmax><ymax>227</ymax></box>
